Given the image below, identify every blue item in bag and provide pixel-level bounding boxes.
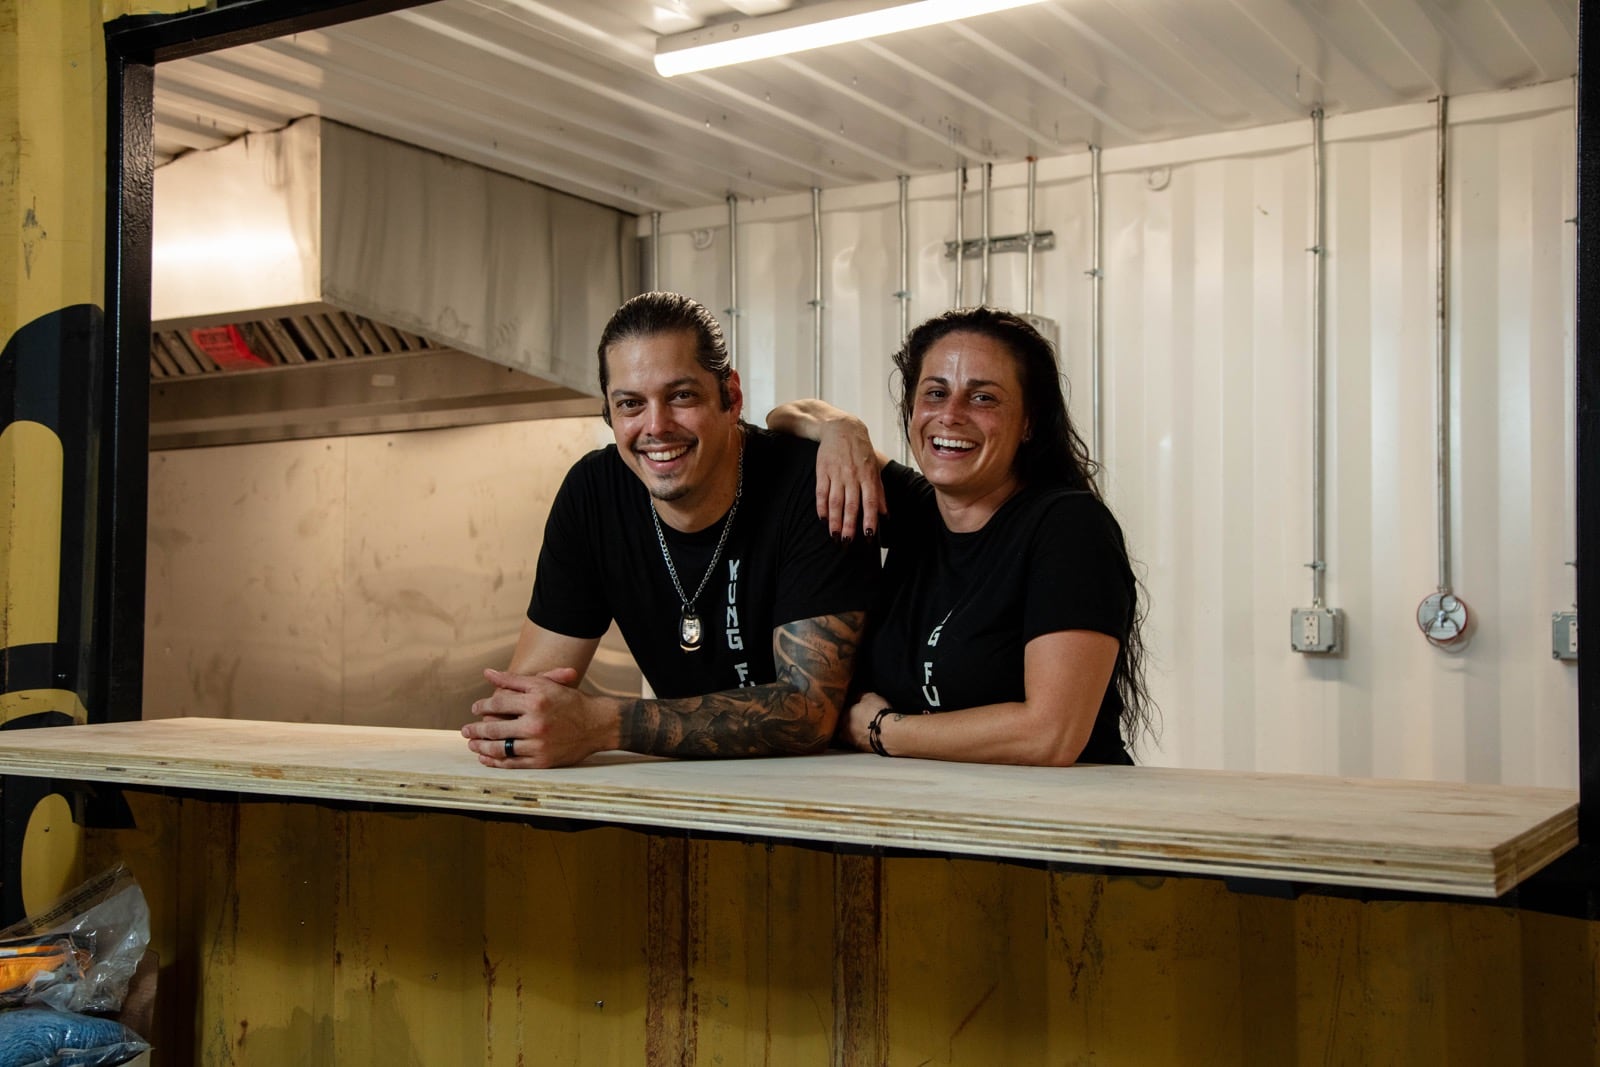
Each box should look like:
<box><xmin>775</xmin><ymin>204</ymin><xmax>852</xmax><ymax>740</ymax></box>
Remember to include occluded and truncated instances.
<box><xmin>0</xmin><ymin>1007</ymin><xmax>148</xmax><ymax>1067</ymax></box>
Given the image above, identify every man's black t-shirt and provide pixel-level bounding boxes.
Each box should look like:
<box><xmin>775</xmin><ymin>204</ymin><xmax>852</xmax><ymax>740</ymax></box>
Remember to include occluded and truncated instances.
<box><xmin>529</xmin><ymin>428</ymin><xmax>878</xmax><ymax>698</ymax></box>
<box><xmin>863</xmin><ymin>462</ymin><xmax>1135</xmax><ymax>764</ymax></box>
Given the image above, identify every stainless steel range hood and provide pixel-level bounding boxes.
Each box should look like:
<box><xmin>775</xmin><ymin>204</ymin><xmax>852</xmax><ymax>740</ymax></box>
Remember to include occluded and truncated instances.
<box><xmin>151</xmin><ymin>117</ymin><xmax>635</xmax><ymax>448</ymax></box>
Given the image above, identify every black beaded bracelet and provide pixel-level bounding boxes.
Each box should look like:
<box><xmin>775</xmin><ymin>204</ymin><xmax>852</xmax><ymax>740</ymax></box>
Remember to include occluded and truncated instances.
<box><xmin>867</xmin><ymin>708</ymin><xmax>894</xmax><ymax>757</ymax></box>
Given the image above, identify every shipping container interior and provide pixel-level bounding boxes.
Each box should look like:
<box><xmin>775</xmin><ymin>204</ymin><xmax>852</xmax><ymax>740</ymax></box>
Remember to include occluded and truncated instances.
<box><xmin>143</xmin><ymin>0</ymin><xmax>1579</xmax><ymax>790</ymax></box>
<box><xmin>0</xmin><ymin>2</ymin><xmax>1579</xmax><ymax>1062</ymax></box>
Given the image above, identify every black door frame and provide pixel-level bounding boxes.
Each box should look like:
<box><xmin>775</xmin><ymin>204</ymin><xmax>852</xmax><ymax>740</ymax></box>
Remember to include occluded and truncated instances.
<box><xmin>98</xmin><ymin>1</ymin><xmax>427</xmax><ymax>726</ymax></box>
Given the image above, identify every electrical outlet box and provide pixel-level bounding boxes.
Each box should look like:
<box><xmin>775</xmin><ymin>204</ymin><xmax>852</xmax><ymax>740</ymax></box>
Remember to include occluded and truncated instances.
<box><xmin>1291</xmin><ymin>607</ymin><xmax>1342</xmax><ymax>654</ymax></box>
<box><xmin>1553</xmin><ymin>611</ymin><xmax>1578</xmax><ymax>661</ymax></box>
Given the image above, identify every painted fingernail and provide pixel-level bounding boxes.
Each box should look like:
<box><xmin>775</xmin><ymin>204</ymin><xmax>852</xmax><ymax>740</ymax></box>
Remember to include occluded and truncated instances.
<box><xmin>864</xmin><ymin>527</ymin><xmax>875</xmax><ymax>539</ymax></box>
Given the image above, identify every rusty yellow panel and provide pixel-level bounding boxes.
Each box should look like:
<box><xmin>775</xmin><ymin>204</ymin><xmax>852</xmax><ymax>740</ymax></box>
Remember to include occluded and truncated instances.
<box><xmin>1520</xmin><ymin>908</ymin><xmax>1600</xmax><ymax>1064</ymax></box>
<box><xmin>1045</xmin><ymin>873</ymin><xmax>1247</xmax><ymax>1065</ymax></box>
<box><xmin>333</xmin><ymin>810</ymin><xmax>488</xmax><ymax>1065</ymax></box>
<box><xmin>20</xmin><ymin>791</ymin><xmax>83</xmax><ymax>916</ymax></box>
<box><xmin>685</xmin><ymin>839</ymin><xmax>834</xmax><ymax>1066</ymax></box>
<box><xmin>82</xmin><ymin>792</ymin><xmax>179</xmax><ymax>943</ymax></box>
<box><xmin>84</xmin><ymin>793</ymin><xmax>180</xmax><ymax>959</ymax></box>
<box><xmin>0</xmin><ymin>0</ymin><xmax>201</xmax><ymax>337</ymax></box>
<box><xmin>101</xmin><ymin>0</ymin><xmax>206</xmax><ymax>18</ymax></box>
<box><xmin>1432</xmin><ymin>903</ymin><xmax>1527</xmax><ymax>1064</ymax></box>
<box><xmin>0</xmin><ymin>0</ymin><xmax>24</xmax><ymax>337</ymax></box>
<box><xmin>480</xmin><ymin>823</ymin><xmax>649</xmax><ymax>1066</ymax></box>
<box><xmin>1234</xmin><ymin>888</ymin><xmax>1299</xmax><ymax>1065</ymax></box>
<box><xmin>83</xmin><ymin>792</ymin><xmax>185</xmax><ymax>1057</ymax></box>
<box><xmin>190</xmin><ymin>801</ymin><xmax>342</xmax><ymax>1064</ymax></box>
<box><xmin>0</xmin><ymin>422</ymin><xmax>63</xmax><ymax>647</ymax></box>
<box><xmin>879</xmin><ymin>856</ymin><xmax>1047</xmax><ymax>1065</ymax></box>
<box><xmin>1292</xmin><ymin>894</ymin><xmax>1365</xmax><ymax>1066</ymax></box>
<box><xmin>1293</xmin><ymin>896</ymin><xmax>1534</xmax><ymax>1066</ymax></box>
<box><xmin>1136</xmin><ymin>876</ymin><xmax>1248</xmax><ymax>1061</ymax></box>
<box><xmin>4</xmin><ymin>0</ymin><xmax>103</xmax><ymax>331</ymax></box>
<box><xmin>756</xmin><ymin>843</ymin><xmax>836</xmax><ymax>1062</ymax></box>
<box><xmin>65</xmin><ymin>800</ymin><xmax>1600</xmax><ymax>1065</ymax></box>
<box><xmin>185</xmin><ymin>798</ymin><xmax>243</xmax><ymax>1063</ymax></box>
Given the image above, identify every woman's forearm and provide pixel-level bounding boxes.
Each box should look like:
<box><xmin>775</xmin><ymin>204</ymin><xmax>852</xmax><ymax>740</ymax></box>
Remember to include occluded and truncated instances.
<box><xmin>767</xmin><ymin>399</ymin><xmax>890</xmax><ymax>537</ymax></box>
<box><xmin>867</xmin><ymin>700</ymin><xmax>1094</xmax><ymax>767</ymax></box>
<box><xmin>855</xmin><ymin>630</ymin><xmax>1119</xmax><ymax>767</ymax></box>
<box><xmin>765</xmin><ymin>398</ymin><xmax>856</xmax><ymax>440</ymax></box>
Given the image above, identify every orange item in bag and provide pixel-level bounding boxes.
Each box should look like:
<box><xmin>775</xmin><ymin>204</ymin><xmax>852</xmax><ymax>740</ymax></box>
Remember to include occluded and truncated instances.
<box><xmin>0</xmin><ymin>942</ymin><xmax>83</xmax><ymax>995</ymax></box>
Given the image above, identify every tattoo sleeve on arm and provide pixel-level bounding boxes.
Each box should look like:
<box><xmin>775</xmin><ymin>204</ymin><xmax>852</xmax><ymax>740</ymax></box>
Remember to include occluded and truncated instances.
<box><xmin>617</xmin><ymin>611</ymin><xmax>863</xmax><ymax>758</ymax></box>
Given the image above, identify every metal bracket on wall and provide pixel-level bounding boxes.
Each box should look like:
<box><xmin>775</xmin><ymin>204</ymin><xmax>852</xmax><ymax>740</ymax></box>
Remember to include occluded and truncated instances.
<box><xmin>1555</xmin><ymin>611</ymin><xmax>1580</xmax><ymax>660</ymax></box>
<box><xmin>944</xmin><ymin>231</ymin><xmax>1055</xmax><ymax>259</ymax></box>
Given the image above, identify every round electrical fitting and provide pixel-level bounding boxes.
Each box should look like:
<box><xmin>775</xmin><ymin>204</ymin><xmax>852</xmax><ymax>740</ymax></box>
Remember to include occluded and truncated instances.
<box><xmin>1416</xmin><ymin>592</ymin><xmax>1470</xmax><ymax>646</ymax></box>
<box><xmin>690</xmin><ymin>228</ymin><xmax>715</xmax><ymax>251</ymax></box>
<box><xmin>1145</xmin><ymin>166</ymin><xmax>1172</xmax><ymax>192</ymax></box>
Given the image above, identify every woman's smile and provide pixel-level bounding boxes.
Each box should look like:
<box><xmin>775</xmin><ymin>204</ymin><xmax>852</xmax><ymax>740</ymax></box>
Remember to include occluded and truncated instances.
<box><xmin>911</xmin><ymin>330</ymin><xmax>1029</xmax><ymax>526</ymax></box>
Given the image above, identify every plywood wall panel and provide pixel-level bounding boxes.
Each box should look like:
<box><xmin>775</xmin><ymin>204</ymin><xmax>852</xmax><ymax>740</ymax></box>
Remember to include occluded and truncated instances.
<box><xmin>340</xmin><ymin>421</ymin><xmax>609</xmax><ymax>729</ymax></box>
<box><xmin>145</xmin><ymin>417</ymin><xmax>617</xmax><ymax>730</ymax></box>
<box><xmin>144</xmin><ymin>441</ymin><xmax>347</xmax><ymax>723</ymax></box>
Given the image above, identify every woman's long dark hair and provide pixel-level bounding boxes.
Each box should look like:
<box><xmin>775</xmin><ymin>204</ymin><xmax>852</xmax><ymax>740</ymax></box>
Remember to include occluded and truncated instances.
<box><xmin>892</xmin><ymin>307</ymin><xmax>1158</xmax><ymax>750</ymax></box>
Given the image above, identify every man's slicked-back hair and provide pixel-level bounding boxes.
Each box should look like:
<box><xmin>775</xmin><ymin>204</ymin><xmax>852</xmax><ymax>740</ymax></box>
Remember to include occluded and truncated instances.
<box><xmin>596</xmin><ymin>292</ymin><xmax>733</xmax><ymax>424</ymax></box>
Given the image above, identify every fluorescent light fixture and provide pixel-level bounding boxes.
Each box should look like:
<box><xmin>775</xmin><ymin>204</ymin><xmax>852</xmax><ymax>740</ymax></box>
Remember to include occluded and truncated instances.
<box><xmin>654</xmin><ymin>0</ymin><xmax>1048</xmax><ymax>77</ymax></box>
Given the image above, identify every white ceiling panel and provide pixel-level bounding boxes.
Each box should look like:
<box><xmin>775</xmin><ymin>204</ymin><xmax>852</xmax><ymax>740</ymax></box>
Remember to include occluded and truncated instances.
<box><xmin>154</xmin><ymin>0</ymin><xmax>1578</xmax><ymax>213</ymax></box>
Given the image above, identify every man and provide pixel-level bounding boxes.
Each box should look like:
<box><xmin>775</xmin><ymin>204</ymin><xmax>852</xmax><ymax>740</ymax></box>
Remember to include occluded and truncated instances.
<box><xmin>461</xmin><ymin>292</ymin><xmax>877</xmax><ymax>768</ymax></box>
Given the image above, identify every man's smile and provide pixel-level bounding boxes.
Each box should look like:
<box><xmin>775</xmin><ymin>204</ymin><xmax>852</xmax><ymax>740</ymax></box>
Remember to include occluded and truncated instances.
<box><xmin>642</xmin><ymin>444</ymin><xmax>690</xmax><ymax>462</ymax></box>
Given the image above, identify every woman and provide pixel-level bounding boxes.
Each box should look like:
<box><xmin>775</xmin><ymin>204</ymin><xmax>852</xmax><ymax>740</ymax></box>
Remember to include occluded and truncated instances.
<box><xmin>767</xmin><ymin>307</ymin><xmax>1153</xmax><ymax>765</ymax></box>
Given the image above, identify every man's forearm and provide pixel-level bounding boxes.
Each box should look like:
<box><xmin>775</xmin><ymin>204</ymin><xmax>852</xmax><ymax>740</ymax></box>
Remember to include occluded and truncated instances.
<box><xmin>618</xmin><ymin>612</ymin><xmax>862</xmax><ymax>758</ymax></box>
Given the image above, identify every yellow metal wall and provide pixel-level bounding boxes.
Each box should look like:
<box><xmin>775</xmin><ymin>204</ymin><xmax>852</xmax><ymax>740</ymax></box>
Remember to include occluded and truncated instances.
<box><xmin>1</xmin><ymin>0</ymin><xmax>202</xmax><ymax>352</ymax></box>
<box><xmin>84</xmin><ymin>792</ymin><xmax>1600</xmax><ymax>1066</ymax></box>
<box><xmin>0</xmin><ymin>0</ymin><xmax>201</xmax><ymax>914</ymax></box>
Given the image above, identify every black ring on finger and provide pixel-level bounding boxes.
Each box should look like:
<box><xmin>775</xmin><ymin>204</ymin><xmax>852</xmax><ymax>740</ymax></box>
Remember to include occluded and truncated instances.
<box><xmin>503</xmin><ymin>738</ymin><xmax>515</xmax><ymax>759</ymax></box>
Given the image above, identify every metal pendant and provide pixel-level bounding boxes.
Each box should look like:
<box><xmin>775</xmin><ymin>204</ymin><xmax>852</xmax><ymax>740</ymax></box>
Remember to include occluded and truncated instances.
<box><xmin>679</xmin><ymin>610</ymin><xmax>703</xmax><ymax>652</ymax></box>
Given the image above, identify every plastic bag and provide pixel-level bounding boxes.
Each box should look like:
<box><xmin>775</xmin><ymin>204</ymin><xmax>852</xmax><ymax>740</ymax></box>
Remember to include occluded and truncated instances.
<box><xmin>0</xmin><ymin>866</ymin><xmax>150</xmax><ymax>1014</ymax></box>
<box><xmin>0</xmin><ymin>941</ymin><xmax>89</xmax><ymax>1008</ymax></box>
<box><xmin>0</xmin><ymin>1006</ymin><xmax>149</xmax><ymax>1067</ymax></box>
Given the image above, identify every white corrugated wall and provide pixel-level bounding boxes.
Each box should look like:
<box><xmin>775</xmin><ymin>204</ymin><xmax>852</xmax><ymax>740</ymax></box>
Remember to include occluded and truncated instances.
<box><xmin>649</xmin><ymin>79</ymin><xmax>1578</xmax><ymax>786</ymax></box>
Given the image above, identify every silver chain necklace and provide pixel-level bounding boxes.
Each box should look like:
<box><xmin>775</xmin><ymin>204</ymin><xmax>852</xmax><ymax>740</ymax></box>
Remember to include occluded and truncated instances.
<box><xmin>649</xmin><ymin>438</ymin><xmax>744</xmax><ymax>652</ymax></box>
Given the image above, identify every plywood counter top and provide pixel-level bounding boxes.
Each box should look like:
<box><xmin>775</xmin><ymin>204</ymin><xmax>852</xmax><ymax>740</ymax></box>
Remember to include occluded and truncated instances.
<box><xmin>0</xmin><ymin>717</ymin><xmax>1576</xmax><ymax>898</ymax></box>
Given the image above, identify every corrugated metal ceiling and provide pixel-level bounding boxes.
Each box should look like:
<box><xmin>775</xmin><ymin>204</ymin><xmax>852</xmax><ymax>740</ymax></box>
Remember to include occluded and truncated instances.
<box><xmin>153</xmin><ymin>0</ymin><xmax>1577</xmax><ymax>214</ymax></box>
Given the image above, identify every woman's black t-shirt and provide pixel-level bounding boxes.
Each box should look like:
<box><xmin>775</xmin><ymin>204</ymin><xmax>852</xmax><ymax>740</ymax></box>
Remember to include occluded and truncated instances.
<box><xmin>862</xmin><ymin>462</ymin><xmax>1135</xmax><ymax>765</ymax></box>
